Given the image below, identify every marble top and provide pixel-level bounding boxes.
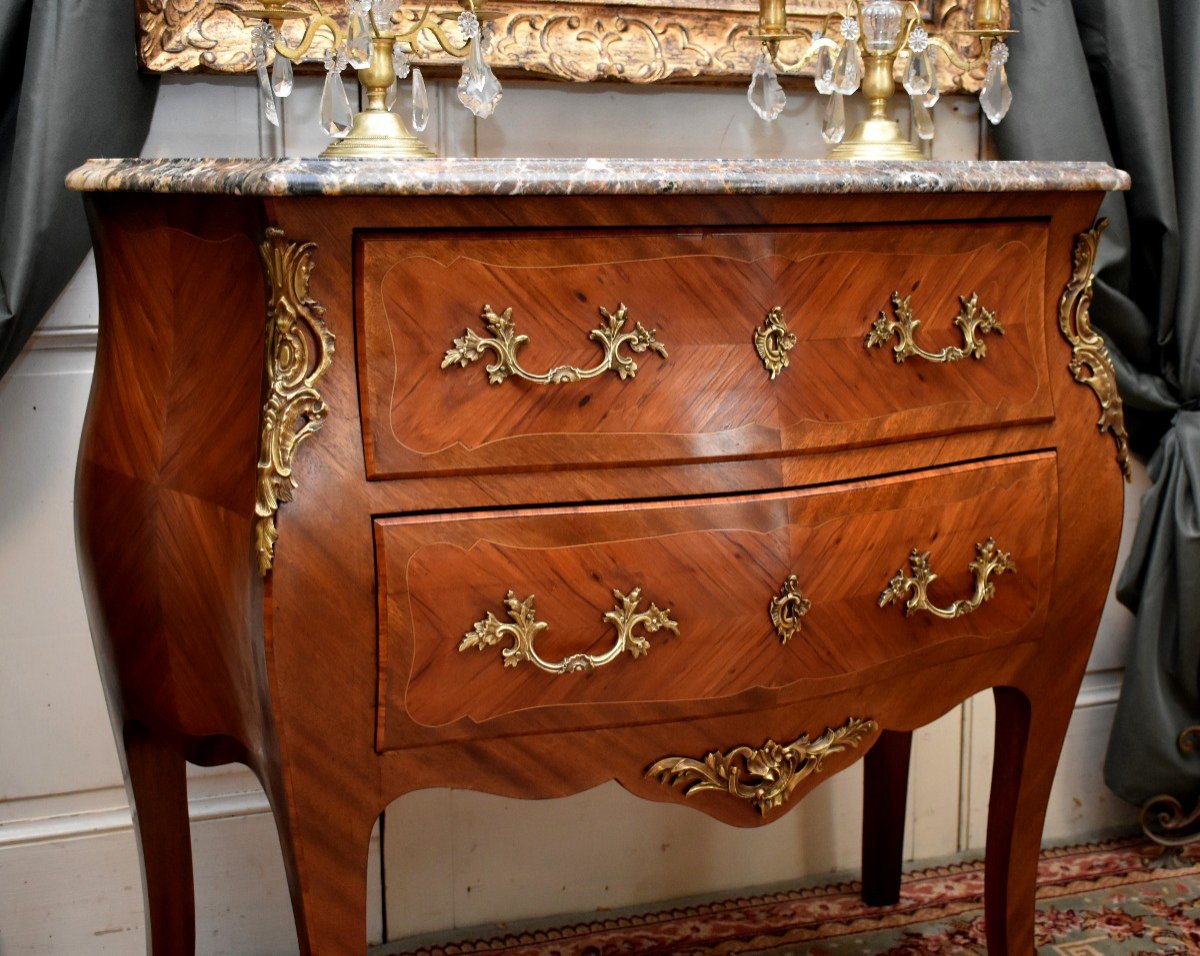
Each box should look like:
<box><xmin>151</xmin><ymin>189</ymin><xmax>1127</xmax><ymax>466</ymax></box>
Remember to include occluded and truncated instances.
<box><xmin>66</xmin><ymin>157</ymin><xmax>1130</xmax><ymax>197</ymax></box>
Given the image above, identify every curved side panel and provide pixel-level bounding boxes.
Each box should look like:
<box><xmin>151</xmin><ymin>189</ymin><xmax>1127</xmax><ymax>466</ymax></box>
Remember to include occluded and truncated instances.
<box><xmin>75</xmin><ymin>193</ymin><xmax>268</xmax><ymax>755</ymax></box>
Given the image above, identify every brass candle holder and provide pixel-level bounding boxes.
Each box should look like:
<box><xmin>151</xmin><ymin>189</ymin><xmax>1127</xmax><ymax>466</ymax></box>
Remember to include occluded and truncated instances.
<box><xmin>747</xmin><ymin>0</ymin><xmax>1015</xmax><ymax>159</ymax></box>
<box><xmin>227</xmin><ymin>0</ymin><xmax>503</xmax><ymax>158</ymax></box>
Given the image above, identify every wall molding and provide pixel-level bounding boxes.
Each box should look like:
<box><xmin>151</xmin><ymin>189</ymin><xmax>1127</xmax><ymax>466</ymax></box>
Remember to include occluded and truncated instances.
<box><xmin>28</xmin><ymin>326</ymin><xmax>98</xmax><ymax>351</ymax></box>
<box><xmin>1077</xmin><ymin>669</ymin><xmax>1123</xmax><ymax>709</ymax></box>
<box><xmin>0</xmin><ymin>775</ymin><xmax>270</xmax><ymax>850</ymax></box>
<box><xmin>0</xmin><ymin>678</ymin><xmax>1126</xmax><ymax>852</ymax></box>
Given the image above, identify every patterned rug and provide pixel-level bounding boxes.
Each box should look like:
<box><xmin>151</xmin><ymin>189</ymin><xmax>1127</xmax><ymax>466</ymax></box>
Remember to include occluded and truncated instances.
<box><xmin>377</xmin><ymin>838</ymin><xmax>1200</xmax><ymax>955</ymax></box>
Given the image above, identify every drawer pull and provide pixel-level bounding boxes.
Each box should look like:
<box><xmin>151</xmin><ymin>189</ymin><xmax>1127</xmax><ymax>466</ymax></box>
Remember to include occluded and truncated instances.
<box><xmin>753</xmin><ymin>306</ymin><xmax>797</xmax><ymax>380</ymax></box>
<box><xmin>460</xmin><ymin>587</ymin><xmax>678</xmax><ymax>675</ymax></box>
<box><xmin>866</xmin><ymin>291</ymin><xmax>1003</xmax><ymax>363</ymax></box>
<box><xmin>646</xmin><ymin>716</ymin><xmax>877</xmax><ymax>815</ymax></box>
<box><xmin>443</xmin><ymin>303</ymin><xmax>667</xmax><ymax>385</ymax></box>
<box><xmin>879</xmin><ymin>538</ymin><xmax>1015</xmax><ymax>620</ymax></box>
<box><xmin>769</xmin><ymin>574</ymin><xmax>811</xmax><ymax>644</ymax></box>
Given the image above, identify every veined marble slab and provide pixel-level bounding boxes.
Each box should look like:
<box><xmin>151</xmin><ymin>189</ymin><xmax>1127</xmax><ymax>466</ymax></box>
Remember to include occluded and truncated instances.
<box><xmin>67</xmin><ymin>157</ymin><xmax>1130</xmax><ymax>196</ymax></box>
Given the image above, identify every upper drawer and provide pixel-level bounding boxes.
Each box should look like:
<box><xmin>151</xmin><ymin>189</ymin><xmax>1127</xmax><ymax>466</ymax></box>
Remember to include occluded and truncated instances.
<box><xmin>358</xmin><ymin>222</ymin><xmax>1051</xmax><ymax>479</ymax></box>
<box><xmin>374</xmin><ymin>453</ymin><xmax>1058</xmax><ymax>747</ymax></box>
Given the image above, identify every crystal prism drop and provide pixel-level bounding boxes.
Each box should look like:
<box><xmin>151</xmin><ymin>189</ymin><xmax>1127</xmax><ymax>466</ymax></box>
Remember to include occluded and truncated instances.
<box><xmin>374</xmin><ymin>0</ymin><xmax>399</xmax><ymax>28</ymax></box>
<box><xmin>814</xmin><ymin>36</ymin><xmax>835</xmax><ymax>96</ymax></box>
<box><xmin>251</xmin><ymin>21</ymin><xmax>279</xmax><ymax>126</ymax></box>
<box><xmin>271</xmin><ymin>54</ymin><xmax>293</xmax><ymax>97</ymax></box>
<box><xmin>456</xmin><ymin>38</ymin><xmax>503</xmax><ymax>118</ymax></box>
<box><xmin>980</xmin><ymin>63</ymin><xmax>1011</xmax><ymax>123</ymax></box>
<box><xmin>256</xmin><ymin>60</ymin><xmax>279</xmax><ymax>127</ymax></box>
<box><xmin>980</xmin><ymin>41</ymin><xmax>1012</xmax><ymax>124</ymax></box>
<box><xmin>903</xmin><ymin>50</ymin><xmax>933</xmax><ymax>96</ymax></box>
<box><xmin>347</xmin><ymin>1</ymin><xmax>373</xmax><ymax>69</ymax></box>
<box><xmin>822</xmin><ymin>91</ymin><xmax>846</xmax><ymax>144</ymax></box>
<box><xmin>319</xmin><ymin>70</ymin><xmax>353</xmax><ymax>138</ymax></box>
<box><xmin>347</xmin><ymin>32</ymin><xmax>372</xmax><ymax>70</ymax></box>
<box><xmin>922</xmin><ymin>50</ymin><xmax>940</xmax><ymax>108</ymax></box>
<box><xmin>832</xmin><ymin>42</ymin><xmax>863</xmax><ymax>95</ymax></box>
<box><xmin>912</xmin><ymin>96</ymin><xmax>934</xmax><ymax>140</ymax></box>
<box><xmin>411</xmin><ymin>67</ymin><xmax>429</xmax><ymax>132</ymax></box>
<box><xmin>386</xmin><ymin>79</ymin><xmax>397</xmax><ymax>111</ymax></box>
<box><xmin>746</xmin><ymin>50</ymin><xmax>786</xmax><ymax>121</ymax></box>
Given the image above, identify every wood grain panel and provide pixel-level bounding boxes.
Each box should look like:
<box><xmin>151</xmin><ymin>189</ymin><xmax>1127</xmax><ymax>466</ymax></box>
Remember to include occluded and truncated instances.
<box><xmin>376</xmin><ymin>453</ymin><xmax>1057</xmax><ymax>739</ymax></box>
<box><xmin>359</xmin><ymin>221</ymin><xmax>1050</xmax><ymax>478</ymax></box>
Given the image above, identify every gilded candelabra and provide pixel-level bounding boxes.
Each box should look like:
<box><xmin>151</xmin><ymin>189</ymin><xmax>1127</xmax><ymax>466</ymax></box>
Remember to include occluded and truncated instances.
<box><xmin>228</xmin><ymin>0</ymin><xmax>503</xmax><ymax>158</ymax></box>
<box><xmin>747</xmin><ymin>0</ymin><xmax>1015</xmax><ymax>159</ymax></box>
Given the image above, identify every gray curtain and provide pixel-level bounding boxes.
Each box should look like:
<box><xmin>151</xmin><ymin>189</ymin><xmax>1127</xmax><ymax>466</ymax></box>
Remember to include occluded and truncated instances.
<box><xmin>995</xmin><ymin>0</ymin><xmax>1199</xmax><ymax>804</ymax></box>
<box><xmin>0</xmin><ymin>0</ymin><xmax>159</xmax><ymax>380</ymax></box>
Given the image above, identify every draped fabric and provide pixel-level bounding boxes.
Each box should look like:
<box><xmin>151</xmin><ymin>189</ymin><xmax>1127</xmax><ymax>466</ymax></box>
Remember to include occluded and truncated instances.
<box><xmin>995</xmin><ymin>0</ymin><xmax>1200</xmax><ymax>803</ymax></box>
<box><xmin>0</xmin><ymin>0</ymin><xmax>158</xmax><ymax>380</ymax></box>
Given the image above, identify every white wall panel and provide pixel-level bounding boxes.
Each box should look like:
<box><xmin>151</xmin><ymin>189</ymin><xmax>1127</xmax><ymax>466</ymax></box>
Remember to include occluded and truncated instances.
<box><xmin>0</xmin><ymin>348</ymin><xmax>113</xmax><ymax>801</ymax></box>
<box><xmin>385</xmin><ymin>770</ymin><xmax>866</xmax><ymax>940</ymax></box>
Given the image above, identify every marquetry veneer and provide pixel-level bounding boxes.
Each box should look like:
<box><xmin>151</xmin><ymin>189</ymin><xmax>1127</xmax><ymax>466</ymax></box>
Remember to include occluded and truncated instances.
<box><xmin>70</xmin><ymin>159</ymin><xmax>1128</xmax><ymax>956</ymax></box>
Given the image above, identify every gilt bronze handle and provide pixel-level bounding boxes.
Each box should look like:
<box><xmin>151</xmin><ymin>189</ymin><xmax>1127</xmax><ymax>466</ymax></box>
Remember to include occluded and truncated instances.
<box><xmin>866</xmin><ymin>292</ymin><xmax>1003</xmax><ymax>363</ymax></box>
<box><xmin>879</xmin><ymin>539</ymin><xmax>1014</xmax><ymax>620</ymax></box>
<box><xmin>443</xmin><ymin>303</ymin><xmax>667</xmax><ymax>385</ymax></box>
<box><xmin>460</xmin><ymin>587</ymin><xmax>678</xmax><ymax>675</ymax></box>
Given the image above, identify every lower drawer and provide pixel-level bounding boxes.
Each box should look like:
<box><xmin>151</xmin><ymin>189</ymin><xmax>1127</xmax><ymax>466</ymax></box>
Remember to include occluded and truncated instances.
<box><xmin>374</xmin><ymin>453</ymin><xmax>1057</xmax><ymax>746</ymax></box>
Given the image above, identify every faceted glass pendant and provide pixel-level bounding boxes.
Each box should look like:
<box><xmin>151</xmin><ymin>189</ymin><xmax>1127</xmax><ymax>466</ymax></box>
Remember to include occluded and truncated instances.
<box><xmin>903</xmin><ymin>50</ymin><xmax>934</xmax><ymax>95</ymax></box>
<box><xmin>347</xmin><ymin>0</ymin><xmax>373</xmax><ymax>69</ymax></box>
<box><xmin>922</xmin><ymin>51</ymin><xmax>940</xmax><ymax>108</ymax></box>
<box><xmin>911</xmin><ymin>96</ymin><xmax>935</xmax><ymax>140</ymax></box>
<box><xmin>814</xmin><ymin>35</ymin><xmax>835</xmax><ymax>95</ymax></box>
<box><xmin>374</xmin><ymin>0</ymin><xmax>400</xmax><ymax>28</ymax></box>
<box><xmin>747</xmin><ymin>50</ymin><xmax>786</xmax><ymax>121</ymax></box>
<box><xmin>320</xmin><ymin>53</ymin><xmax>353</xmax><ymax>138</ymax></box>
<box><xmin>980</xmin><ymin>41</ymin><xmax>1012</xmax><ymax>124</ymax></box>
<box><xmin>411</xmin><ymin>67</ymin><xmax>429</xmax><ymax>132</ymax></box>
<box><xmin>385</xmin><ymin>79</ymin><xmax>397</xmax><ymax>111</ymax></box>
<box><xmin>832</xmin><ymin>20</ymin><xmax>863</xmax><ymax>96</ymax></box>
<box><xmin>251</xmin><ymin>21</ymin><xmax>279</xmax><ymax>127</ymax></box>
<box><xmin>822</xmin><ymin>91</ymin><xmax>846</xmax><ymax>144</ymax></box>
<box><xmin>271</xmin><ymin>54</ymin><xmax>293</xmax><ymax>98</ymax></box>
<box><xmin>257</xmin><ymin>70</ymin><xmax>279</xmax><ymax>127</ymax></box>
<box><xmin>457</xmin><ymin>37</ymin><xmax>504</xmax><ymax>118</ymax></box>
<box><xmin>861</xmin><ymin>0</ymin><xmax>903</xmax><ymax>52</ymax></box>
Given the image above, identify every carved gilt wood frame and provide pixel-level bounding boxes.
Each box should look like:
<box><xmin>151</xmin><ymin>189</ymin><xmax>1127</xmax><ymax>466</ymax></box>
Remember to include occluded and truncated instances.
<box><xmin>137</xmin><ymin>0</ymin><xmax>1008</xmax><ymax>91</ymax></box>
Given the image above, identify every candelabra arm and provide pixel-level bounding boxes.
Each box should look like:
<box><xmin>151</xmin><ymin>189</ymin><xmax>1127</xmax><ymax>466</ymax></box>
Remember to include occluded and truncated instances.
<box><xmin>392</xmin><ymin>4</ymin><xmax>471</xmax><ymax>57</ymax></box>
<box><xmin>926</xmin><ymin>34</ymin><xmax>992</xmax><ymax>72</ymax></box>
<box><xmin>896</xmin><ymin>2</ymin><xmax>924</xmax><ymax>50</ymax></box>
<box><xmin>777</xmin><ymin>35</ymin><xmax>839</xmax><ymax>73</ymax></box>
<box><xmin>274</xmin><ymin>14</ymin><xmax>345</xmax><ymax>59</ymax></box>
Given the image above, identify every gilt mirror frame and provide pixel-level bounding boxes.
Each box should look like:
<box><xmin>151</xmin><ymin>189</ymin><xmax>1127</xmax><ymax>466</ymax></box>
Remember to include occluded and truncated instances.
<box><xmin>137</xmin><ymin>0</ymin><xmax>1009</xmax><ymax>91</ymax></box>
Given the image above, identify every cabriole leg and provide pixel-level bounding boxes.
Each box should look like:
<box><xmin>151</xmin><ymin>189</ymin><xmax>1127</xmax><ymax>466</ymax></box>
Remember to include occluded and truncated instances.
<box><xmin>121</xmin><ymin>723</ymin><xmax>196</xmax><ymax>956</ymax></box>
<box><xmin>862</xmin><ymin>728</ymin><xmax>913</xmax><ymax>906</ymax></box>
<box><xmin>985</xmin><ymin>684</ymin><xmax>1075</xmax><ymax>954</ymax></box>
